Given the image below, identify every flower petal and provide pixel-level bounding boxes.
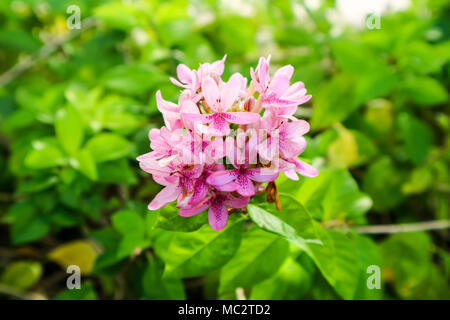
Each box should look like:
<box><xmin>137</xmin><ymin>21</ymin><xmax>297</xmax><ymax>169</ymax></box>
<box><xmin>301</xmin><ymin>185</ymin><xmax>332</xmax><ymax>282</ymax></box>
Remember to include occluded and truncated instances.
<box><xmin>156</xmin><ymin>90</ymin><xmax>179</xmax><ymax>113</ymax></box>
<box><xmin>181</xmin><ymin>113</ymin><xmax>211</xmax><ymax>124</ymax></box>
<box><xmin>210</xmin><ymin>54</ymin><xmax>227</xmax><ymax>76</ymax></box>
<box><xmin>273</xmin><ymin>65</ymin><xmax>294</xmax><ymax>80</ymax></box>
<box><xmin>283</xmin><ymin>168</ymin><xmax>299</xmax><ymax>181</ymax></box>
<box><xmin>209</xmin><ymin>114</ymin><xmax>230</xmax><ymax>136</ymax></box>
<box><xmin>247</xmin><ymin>168</ymin><xmax>279</xmax><ymax>182</ymax></box>
<box><xmin>170</xmin><ymin>77</ymin><xmax>189</xmax><ymax>89</ymax></box>
<box><xmin>268</xmin><ymin>74</ymin><xmax>290</xmax><ymax>95</ymax></box>
<box><xmin>215</xmin><ymin>182</ymin><xmax>239</xmax><ymax>192</ymax></box>
<box><xmin>294</xmin><ymin>159</ymin><xmax>319</xmax><ymax>178</ymax></box>
<box><xmin>202</xmin><ymin>77</ymin><xmax>220</xmax><ymax>112</ymax></box>
<box><xmin>208</xmin><ymin>201</ymin><xmax>229</xmax><ymax>231</ymax></box>
<box><xmin>189</xmin><ymin>179</ymin><xmax>209</xmax><ymax>205</ymax></box>
<box><xmin>223</xmin><ymin>194</ymin><xmax>250</xmax><ymax>208</ymax></box>
<box><xmin>179</xmin><ymin>197</ymin><xmax>211</xmax><ymax>217</ymax></box>
<box><xmin>236</xmin><ymin>174</ymin><xmax>255</xmax><ymax>196</ymax></box>
<box><xmin>148</xmin><ymin>184</ymin><xmax>181</xmax><ymax>210</ymax></box>
<box><xmin>206</xmin><ymin>170</ymin><xmax>237</xmax><ymax>186</ymax></box>
<box><xmin>221</xmin><ymin>73</ymin><xmax>242</xmax><ymax>111</ymax></box>
<box><xmin>176</xmin><ymin>64</ymin><xmax>193</xmax><ymax>84</ymax></box>
<box><xmin>223</xmin><ymin>112</ymin><xmax>259</xmax><ymax>125</ymax></box>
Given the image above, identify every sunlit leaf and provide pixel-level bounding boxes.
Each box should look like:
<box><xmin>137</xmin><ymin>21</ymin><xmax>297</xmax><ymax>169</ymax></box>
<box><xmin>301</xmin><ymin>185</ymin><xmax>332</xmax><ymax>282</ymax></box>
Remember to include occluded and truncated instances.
<box><xmin>72</xmin><ymin>148</ymin><xmax>98</xmax><ymax>180</ymax></box>
<box><xmin>24</xmin><ymin>141</ymin><xmax>66</xmax><ymax>169</ymax></box>
<box><xmin>85</xmin><ymin>133</ymin><xmax>132</xmax><ymax>163</ymax></box>
<box><xmin>55</xmin><ymin>106</ymin><xmax>84</xmax><ymax>156</ymax></box>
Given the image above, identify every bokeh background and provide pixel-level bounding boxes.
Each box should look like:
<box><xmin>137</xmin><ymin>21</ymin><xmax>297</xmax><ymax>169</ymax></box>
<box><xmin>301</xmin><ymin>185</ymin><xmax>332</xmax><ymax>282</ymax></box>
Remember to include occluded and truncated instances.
<box><xmin>0</xmin><ymin>0</ymin><xmax>449</xmax><ymax>300</ymax></box>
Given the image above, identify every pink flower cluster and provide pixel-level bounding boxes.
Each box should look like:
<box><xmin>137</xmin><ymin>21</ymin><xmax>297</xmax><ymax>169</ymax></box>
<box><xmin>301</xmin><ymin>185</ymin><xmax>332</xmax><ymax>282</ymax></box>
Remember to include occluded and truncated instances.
<box><xmin>137</xmin><ymin>56</ymin><xmax>318</xmax><ymax>230</ymax></box>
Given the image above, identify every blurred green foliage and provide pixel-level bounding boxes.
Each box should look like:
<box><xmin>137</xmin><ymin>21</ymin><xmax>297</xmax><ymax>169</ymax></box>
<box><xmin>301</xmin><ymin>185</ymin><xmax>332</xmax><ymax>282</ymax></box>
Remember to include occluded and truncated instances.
<box><xmin>0</xmin><ymin>0</ymin><xmax>449</xmax><ymax>300</ymax></box>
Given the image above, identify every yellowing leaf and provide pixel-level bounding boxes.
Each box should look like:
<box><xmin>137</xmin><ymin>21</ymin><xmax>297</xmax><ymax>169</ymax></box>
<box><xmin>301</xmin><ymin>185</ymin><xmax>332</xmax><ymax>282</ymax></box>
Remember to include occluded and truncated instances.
<box><xmin>48</xmin><ymin>240</ymin><xmax>99</xmax><ymax>274</ymax></box>
<box><xmin>328</xmin><ymin>125</ymin><xmax>358</xmax><ymax>168</ymax></box>
<box><xmin>328</xmin><ymin>125</ymin><xmax>378</xmax><ymax>168</ymax></box>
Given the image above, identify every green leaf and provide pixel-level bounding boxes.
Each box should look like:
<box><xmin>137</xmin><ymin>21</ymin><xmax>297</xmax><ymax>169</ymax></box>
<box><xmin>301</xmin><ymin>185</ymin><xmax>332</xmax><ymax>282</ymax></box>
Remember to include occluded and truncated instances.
<box><xmin>331</xmin><ymin>39</ymin><xmax>397</xmax><ymax>104</ymax></box>
<box><xmin>219</xmin><ymin>227</ymin><xmax>289</xmax><ymax>293</ymax></box>
<box><xmin>143</xmin><ymin>256</ymin><xmax>185</xmax><ymax>300</ymax></box>
<box><xmin>164</xmin><ymin>217</ymin><xmax>245</xmax><ymax>278</ymax></box>
<box><xmin>353</xmin><ymin>235</ymin><xmax>383</xmax><ymax>299</ymax></box>
<box><xmin>401</xmin><ymin>76</ymin><xmax>448</xmax><ymax>106</ymax></box>
<box><xmin>55</xmin><ymin>106</ymin><xmax>84</xmax><ymax>156</ymax></box>
<box><xmin>363</xmin><ymin>157</ymin><xmax>405</xmax><ymax>211</ymax></box>
<box><xmin>97</xmin><ymin>159</ymin><xmax>137</xmax><ymax>184</ymax></box>
<box><xmin>1</xmin><ymin>261</ymin><xmax>42</xmax><ymax>291</ymax></box>
<box><xmin>311</xmin><ymin>74</ymin><xmax>357</xmax><ymax>130</ymax></box>
<box><xmin>94</xmin><ymin>1</ymin><xmax>151</xmax><ymax>31</ymax></box>
<box><xmin>250</xmin><ymin>257</ymin><xmax>313</xmax><ymax>300</ymax></box>
<box><xmin>24</xmin><ymin>141</ymin><xmax>66</xmax><ymax>169</ymax></box>
<box><xmin>5</xmin><ymin>202</ymin><xmax>50</xmax><ymax>245</ymax></box>
<box><xmin>112</xmin><ymin>210</ymin><xmax>145</xmax><ymax>237</ymax></box>
<box><xmin>154</xmin><ymin>204</ymin><xmax>208</xmax><ymax>232</ymax></box>
<box><xmin>0</xmin><ymin>30</ymin><xmax>40</xmax><ymax>52</ymax></box>
<box><xmin>72</xmin><ymin>148</ymin><xmax>98</xmax><ymax>180</ymax></box>
<box><xmin>397</xmin><ymin>113</ymin><xmax>433</xmax><ymax>165</ymax></box>
<box><xmin>51</xmin><ymin>210</ymin><xmax>81</xmax><ymax>227</ymax></box>
<box><xmin>301</xmin><ymin>229</ymin><xmax>361</xmax><ymax>300</ymax></box>
<box><xmin>116</xmin><ymin>234</ymin><xmax>150</xmax><ymax>260</ymax></box>
<box><xmin>402</xmin><ymin>165</ymin><xmax>433</xmax><ymax>194</ymax></box>
<box><xmin>85</xmin><ymin>133</ymin><xmax>132</xmax><ymax>163</ymax></box>
<box><xmin>354</xmin><ymin>70</ymin><xmax>397</xmax><ymax>105</ymax></box>
<box><xmin>101</xmin><ymin>64</ymin><xmax>166</xmax><ymax>95</ymax></box>
<box><xmin>11</xmin><ymin>217</ymin><xmax>50</xmax><ymax>245</ymax></box>
<box><xmin>397</xmin><ymin>41</ymin><xmax>450</xmax><ymax>75</ymax></box>
<box><xmin>379</xmin><ymin>233</ymin><xmax>448</xmax><ymax>299</ymax></box>
<box><xmin>247</xmin><ymin>195</ymin><xmax>322</xmax><ymax>247</ymax></box>
<box><xmin>109</xmin><ymin>210</ymin><xmax>150</xmax><ymax>262</ymax></box>
<box><xmin>16</xmin><ymin>175</ymin><xmax>58</xmax><ymax>195</ymax></box>
<box><xmin>278</xmin><ymin>168</ymin><xmax>372</xmax><ymax>223</ymax></box>
<box><xmin>331</xmin><ymin>39</ymin><xmax>386</xmax><ymax>75</ymax></box>
<box><xmin>145</xmin><ymin>211</ymin><xmax>158</xmax><ymax>236</ymax></box>
<box><xmin>54</xmin><ymin>281</ymin><xmax>97</xmax><ymax>300</ymax></box>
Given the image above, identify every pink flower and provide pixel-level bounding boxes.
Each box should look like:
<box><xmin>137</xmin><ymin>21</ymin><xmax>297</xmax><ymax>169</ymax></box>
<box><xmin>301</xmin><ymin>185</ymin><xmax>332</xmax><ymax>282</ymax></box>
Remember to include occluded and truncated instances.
<box><xmin>188</xmin><ymin>164</ymin><xmax>224</xmax><ymax>206</ymax></box>
<box><xmin>170</xmin><ymin>55</ymin><xmax>227</xmax><ymax>95</ymax></box>
<box><xmin>147</xmin><ymin>164</ymin><xmax>203</xmax><ymax>210</ymax></box>
<box><xmin>207</xmin><ymin>164</ymin><xmax>278</xmax><ymax>197</ymax></box>
<box><xmin>137</xmin><ymin>55</ymin><xmax>318</xmax><ymax>231</ymax></box>
<box><xmin>258</xmin><ymin>119</ymin><xmax>310</xmax><ymax>161</ymax></box>
<box><xmin>179</xmin><ymin>132</ymin><xmax>225</xmax><ymax>165</ymax></box>
<box><xmin>182</xmin><ymin>75</ymin><xmax>259</xmax><ymax>136</ymax></box>
<box><xmin>251</xmin><ymin>57</ymin><xmax>311</xmax><ymax>115</ymax></box>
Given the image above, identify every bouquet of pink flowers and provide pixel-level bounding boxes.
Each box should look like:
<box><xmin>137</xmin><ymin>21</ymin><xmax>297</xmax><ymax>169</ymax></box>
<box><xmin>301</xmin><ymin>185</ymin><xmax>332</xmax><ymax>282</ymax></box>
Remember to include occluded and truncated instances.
<box><xmin>137</xmin><ymin>56</ymin><xmax>318</xmax><ymax>230</ymax></box>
